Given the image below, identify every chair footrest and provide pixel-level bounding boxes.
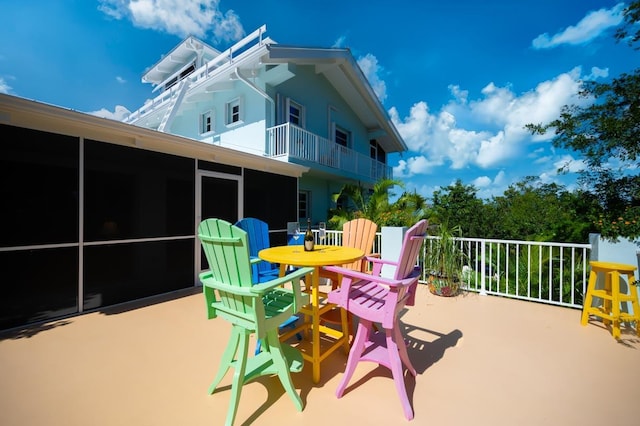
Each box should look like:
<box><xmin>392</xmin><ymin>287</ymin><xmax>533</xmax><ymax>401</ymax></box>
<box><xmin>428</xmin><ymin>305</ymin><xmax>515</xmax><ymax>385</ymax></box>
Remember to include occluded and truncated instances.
<box><xmin>246</xmin><ymin>344</ymin><xmax>304</xmax><ymax>377</ymax></box>
<box><xmin>585</xmin><ymin>307</ymin><xmax>640</xmax><ymax>322</ymax></box>
<box><xmin>589</xmin><ymin>289</ymin><xmax>638</xmax><ymax>302</ymax></box>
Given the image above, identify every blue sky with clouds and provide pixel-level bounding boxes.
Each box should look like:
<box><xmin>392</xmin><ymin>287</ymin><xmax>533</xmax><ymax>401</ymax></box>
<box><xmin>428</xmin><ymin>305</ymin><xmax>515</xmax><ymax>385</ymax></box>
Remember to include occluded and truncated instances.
<box><xmin>1</xmin><ymin>0</ymin><xmax>637</xmax><ymax>200</ymax></box>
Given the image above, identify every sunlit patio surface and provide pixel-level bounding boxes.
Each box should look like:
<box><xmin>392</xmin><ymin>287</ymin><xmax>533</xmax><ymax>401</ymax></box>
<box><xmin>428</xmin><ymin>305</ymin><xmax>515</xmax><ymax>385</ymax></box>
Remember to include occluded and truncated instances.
<box><xmin>1</xmin><ymin>284</ymin><xmax>639</xmax><ymax>426</ymax></box>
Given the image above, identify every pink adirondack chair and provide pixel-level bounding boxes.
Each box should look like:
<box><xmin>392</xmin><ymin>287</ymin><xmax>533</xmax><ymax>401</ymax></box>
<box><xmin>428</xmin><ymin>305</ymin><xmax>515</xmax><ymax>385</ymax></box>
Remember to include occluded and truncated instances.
<box><xmin>325</xmin><ymin>219</ymin><xmax>428</xmax><ymax>421</ymax></box>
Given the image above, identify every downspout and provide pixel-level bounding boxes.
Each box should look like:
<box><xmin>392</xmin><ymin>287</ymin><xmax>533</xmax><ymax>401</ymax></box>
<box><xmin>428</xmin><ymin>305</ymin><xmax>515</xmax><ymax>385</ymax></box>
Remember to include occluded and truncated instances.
<box><xmin>234</xmin><ymin>67</ymin><xmax>276</xmax><ymax>130</ymax></box>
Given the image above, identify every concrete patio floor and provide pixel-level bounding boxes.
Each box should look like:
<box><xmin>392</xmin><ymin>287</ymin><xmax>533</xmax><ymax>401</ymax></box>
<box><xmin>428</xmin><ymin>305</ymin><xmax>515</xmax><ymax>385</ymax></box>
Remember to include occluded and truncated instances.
<box><xmin>1</xmin><ymin>284</ymin><xmax>639</xmax><ymax>426</ymax></box>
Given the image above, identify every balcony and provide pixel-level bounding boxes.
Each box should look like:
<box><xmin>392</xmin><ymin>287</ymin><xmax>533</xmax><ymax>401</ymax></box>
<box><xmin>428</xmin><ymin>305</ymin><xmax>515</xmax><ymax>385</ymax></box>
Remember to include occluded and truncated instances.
<box><xmin>266</xmin><ymin>123</ymin><xmax>392</xmax><ymax>182</ymax></box>
<box><xmin>1</xmin><ymin>285</ymin><xmax>638</xmax><ymax>425</ymax></box>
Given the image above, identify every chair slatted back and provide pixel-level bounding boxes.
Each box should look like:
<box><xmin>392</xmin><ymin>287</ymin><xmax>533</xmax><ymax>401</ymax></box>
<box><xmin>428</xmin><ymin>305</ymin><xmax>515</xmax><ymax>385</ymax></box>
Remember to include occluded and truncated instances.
<box><xmin>392</xmin><ymin>219</ymin><xmax>428</xmax><ymax>308</ymax></box>
<box><xmin>198</xmin><ymin>219</ymin><xmax>261</xmax><ymax>329</ymax></box>
<box><xmin>341</xmin><ymin>218</ymin><xmax>378</xmax><ymax>272</ymax></box>
<box><xmin>235</xmin><ymin>218</ymin><xmax>276</xmax><ymax>283</ymax></box>
<box><xmin>395</xmin><ymin>219</ymin><xmax>428</xmax><ymax>280</ymax></box>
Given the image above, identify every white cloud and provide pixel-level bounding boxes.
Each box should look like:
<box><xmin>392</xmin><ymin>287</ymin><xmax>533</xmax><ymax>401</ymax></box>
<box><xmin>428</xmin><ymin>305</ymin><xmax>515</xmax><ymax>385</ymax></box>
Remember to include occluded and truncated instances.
<box><xmin>89</xmin><ymin>105</ymin><xmax>131</xmax><ymax>121</ymax></box>
<box><xmin>390</xmin><ymin>68</ymin><xmax>586</xmax><ymax>172</ymax></box>
<box><xmin>553</xmin><ymin>154</ymin><xmax>586</xmax><ymax>174</ymax></box>
<box><xmin>333</xmin><ymin>35</ymin><xmax>347</xmax><ymax>48</ymax></box>
<box><xmin>389</xmin><ymin>101</ymin><xmax>434</xmax><ymax>152</ymax></box>
<box><xmin>532</xmin><ymin>3</ymin><xmax>625</xmax><ymax>49</ymax></box>
<box><xmin>0</xmin><ymin>76</ymin><xmax>12</xmax><ymax>94</ymax></box>
<box><xmin>116</xmin><ymin>76</ymin><xmax>126</xmax><ymax>84</ymax></box>
<box><xmin>98</xmin><ymin>0</ymin><xmax>244</xmax><ymax>42</ymax></box>
<box><xmin>584</xmin><ymin>66</ymin><xmax>609</xmax><ymax>81</ymax></box>
<box><xmin>473</xmin><ymin>175</ymin><xmax>492</xmax><ymax>188</ymax></box>
<box><xmin>393</xmin><ymin>155</ymin><xmax>439</xmax><ymax>177</ymax></box>
<box><xmin>448</xmin><ymin>84</ymin><xmax>468</xmax><ymax>104</ymax></box>
<box><xmin>357</xmin><ymin>53</ymin><xmax>387</xmax><ymax>103</ymax></box>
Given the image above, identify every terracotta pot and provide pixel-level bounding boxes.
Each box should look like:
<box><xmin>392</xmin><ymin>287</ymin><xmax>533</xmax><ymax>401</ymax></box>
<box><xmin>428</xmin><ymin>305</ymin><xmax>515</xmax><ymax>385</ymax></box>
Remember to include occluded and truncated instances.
<box><xmin>427</xmin><ymin>276</ymin><xmax>460</xmax><ymax>297</ymax></box>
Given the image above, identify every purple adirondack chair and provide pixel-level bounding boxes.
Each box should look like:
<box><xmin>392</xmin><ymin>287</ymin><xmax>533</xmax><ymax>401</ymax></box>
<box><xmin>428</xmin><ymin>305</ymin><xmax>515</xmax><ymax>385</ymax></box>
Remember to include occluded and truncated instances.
<box><xmin>325</xmin><ymin>219</ymin><xmax>428</xmax><ymax>421</ymax></box>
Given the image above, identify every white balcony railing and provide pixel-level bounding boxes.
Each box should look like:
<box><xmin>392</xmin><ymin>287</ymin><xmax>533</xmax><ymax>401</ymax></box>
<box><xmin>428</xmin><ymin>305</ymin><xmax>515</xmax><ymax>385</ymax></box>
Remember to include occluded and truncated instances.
<box><xmin>311</xmin><ymin>229</ymin><xmax>591</xmax><ymax>309</ymax></box>
<box><xmin>266</xmin><ymin>123</ymin><xmax>392</xmax><ymax>181</ymax></box>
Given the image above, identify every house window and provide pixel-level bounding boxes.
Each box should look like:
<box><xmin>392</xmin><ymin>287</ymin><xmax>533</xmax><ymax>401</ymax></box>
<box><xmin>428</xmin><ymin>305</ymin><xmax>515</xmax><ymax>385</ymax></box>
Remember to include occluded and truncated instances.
<box><xmin>200</xmin><ymin>111</ymin><xmax>213</xmax><ymax>135</ymax></box>
<box><xmin>335</xmin><ymin>126</ymin><xmax>350</xmax><ymax>147</ymax></box>
<box><xmin>288</xmin><ymin>99</ymin><xmax>305</xmax><ymax>127</ymax></box>
<box><xmin>299</xmin><ymin>190</ymin><xmax>310</xmax><ymax>220</ymax></box>
<box><xmin>369</xmin><ymin>140</ymin><xmax>386</xmax><ymax>163</ymax></box>
<box><xmin>225</xmin><ymin>98</ymin><xmax>242</xmax><ymax>126</ymax></box>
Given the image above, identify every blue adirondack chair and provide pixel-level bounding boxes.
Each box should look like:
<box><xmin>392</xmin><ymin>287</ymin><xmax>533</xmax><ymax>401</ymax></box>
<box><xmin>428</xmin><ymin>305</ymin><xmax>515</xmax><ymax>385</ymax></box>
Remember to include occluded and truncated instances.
<box><xmin>235</xmin><ymin>218</ymin><xmax>303</xmax><ymax>353</ymax></box>
<box><xmin>198</xmin><ymin>218</ymin><xmax>312</xmax><ymax>425</ymax></box>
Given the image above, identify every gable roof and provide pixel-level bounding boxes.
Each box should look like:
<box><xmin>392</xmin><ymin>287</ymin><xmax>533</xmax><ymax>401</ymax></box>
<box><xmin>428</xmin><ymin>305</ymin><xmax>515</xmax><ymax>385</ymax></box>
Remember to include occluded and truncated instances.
<box><xmin>264</xmin><ymin>44</ymin><xmax>407</xmax><ymax>153</ymax></box>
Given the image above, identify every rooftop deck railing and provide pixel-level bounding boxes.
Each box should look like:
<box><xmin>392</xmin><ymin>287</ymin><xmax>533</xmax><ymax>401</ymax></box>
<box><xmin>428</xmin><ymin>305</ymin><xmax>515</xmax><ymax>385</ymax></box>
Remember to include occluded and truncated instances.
<box><xmin>124</xmin><ymin>25</ymin><xmax>269</xmax><ymax>125</ymax></box>
<box><xmin>266</xmin><ymin>123</ymin><xmax>392</xmax><ymax>181</ymax></box>
<box><xmin>315</xmin><ymin>229</ymin><xmax>591</xmax><ymax>309</ymax></box>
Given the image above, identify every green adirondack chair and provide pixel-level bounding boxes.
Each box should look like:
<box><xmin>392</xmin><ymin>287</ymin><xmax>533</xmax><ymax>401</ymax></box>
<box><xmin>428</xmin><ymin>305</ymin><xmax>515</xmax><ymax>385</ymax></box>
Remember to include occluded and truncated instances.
<box><xmin>198</xmin><ymin>218</ymin><xmax>311</xmax><ymax>426</ymax></box>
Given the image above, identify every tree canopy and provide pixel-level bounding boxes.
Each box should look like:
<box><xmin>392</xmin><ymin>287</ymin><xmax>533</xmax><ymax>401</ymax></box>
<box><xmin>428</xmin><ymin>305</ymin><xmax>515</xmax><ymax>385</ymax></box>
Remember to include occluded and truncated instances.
<box><xmin>526</xmin><ymin>1</ymin><xmax>640</xmax><ymax>240</ymax></box>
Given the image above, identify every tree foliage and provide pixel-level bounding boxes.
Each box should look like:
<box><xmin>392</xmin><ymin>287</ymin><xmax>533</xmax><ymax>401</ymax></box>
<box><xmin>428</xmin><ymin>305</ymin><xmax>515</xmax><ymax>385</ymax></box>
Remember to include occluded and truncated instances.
<box><xmin>427</xmin><ymin>177</ymin><xmax>598</xmax><ymax>243</ymax></box>
<box><xmin>526</xmin><ymin>1</ymin><xmax>640</xmax><ymax>240</ymax></box>
<box><xmin>327</xmin><ymin>178</ymin><xmax>428</xmax><ymax>229</ymax></box>
<box><xmin>430</xmin><ymin>180</ymin><xmax>486</xmax><ymax>237</ymax></box>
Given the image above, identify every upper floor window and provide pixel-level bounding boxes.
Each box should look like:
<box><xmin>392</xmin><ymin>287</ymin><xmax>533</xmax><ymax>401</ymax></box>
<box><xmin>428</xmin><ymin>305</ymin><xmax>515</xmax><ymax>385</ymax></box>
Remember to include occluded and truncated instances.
<box><xmin>335</xmin><ymin>126</ymin><xmax>350</xmax><ymax>147</ymax></box>
<box><xmin>369</xmin><ymin>140</ymin><xmax>386</xmax><ymax>163</ymax></box>
<box><xmin>200</xmin><ymin>110</ymin><xmax>213</xmax><ymax>135</ymax></box>
<box><xmin>225</xmin><ymin>97</ymin><xmax>243</xmax><ymax>126</ymax></box>
<box><xmin>287</xmin><ymin>98</ymin><xmax>305</xmax><ymax>127</ymax></box>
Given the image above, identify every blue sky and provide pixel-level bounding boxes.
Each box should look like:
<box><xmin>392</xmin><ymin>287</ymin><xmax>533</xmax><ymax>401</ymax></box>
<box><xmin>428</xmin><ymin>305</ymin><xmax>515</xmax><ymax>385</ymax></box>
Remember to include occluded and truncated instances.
<box><xmin>1</xmin><ymin>0</ymin><xmax>638</xmax><ymax>200</ymax></box>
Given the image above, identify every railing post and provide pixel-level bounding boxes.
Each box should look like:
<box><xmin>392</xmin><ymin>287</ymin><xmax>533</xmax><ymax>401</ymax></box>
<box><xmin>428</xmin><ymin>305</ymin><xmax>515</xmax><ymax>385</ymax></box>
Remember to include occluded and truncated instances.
<box><xmin>480</xmin><ymin>241</ymin><xmax>488</xmax><ymax>295</ymax></box>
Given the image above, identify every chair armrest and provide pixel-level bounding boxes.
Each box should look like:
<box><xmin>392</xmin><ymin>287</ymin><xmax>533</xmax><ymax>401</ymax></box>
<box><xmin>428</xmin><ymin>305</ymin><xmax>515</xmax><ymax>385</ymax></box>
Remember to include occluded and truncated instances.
<box><xmin>250</xmin><ymin>266</ymin><xmax>313</xmax><ymax>293</ymax></box>
<box><xmin>199</xmin><ymin>271</ymin><xmax>255</xmax><ymax>296</ymax></box>
<box><xmin>325</xmin><ymin>265</ymin><xmax>419</xmax><ymax>308</ymax></box>
<box><xmin>250</xmin><ymin>256</ymin><xmax>261</xmax><ymax>265</ymax></box>
<box><xmin>367</xmin><ymin>256</ymin><xmax>397</xmax><ymax>275</ymax></box>
<box><xmin>368</xmin><ymin>256</ymin><xmax>397</xmax><ymax>266</ymax></box>
<box><xmin>324</xmin><ymin>265</ymin><xmax>415</xmax><ymax>288</ymax></box>
<box><xmin>251</xmin><ymin>266</ymin><xmax>313</xmax><ymax>312</ymax></box>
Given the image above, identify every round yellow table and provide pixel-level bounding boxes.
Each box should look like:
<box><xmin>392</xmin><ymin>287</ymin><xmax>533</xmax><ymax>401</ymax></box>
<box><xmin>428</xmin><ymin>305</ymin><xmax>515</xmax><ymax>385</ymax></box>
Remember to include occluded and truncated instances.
<box><xmin>259</xmin><ymin>245</ymin><xmax>364</xmax><ymax>383</ymax></box>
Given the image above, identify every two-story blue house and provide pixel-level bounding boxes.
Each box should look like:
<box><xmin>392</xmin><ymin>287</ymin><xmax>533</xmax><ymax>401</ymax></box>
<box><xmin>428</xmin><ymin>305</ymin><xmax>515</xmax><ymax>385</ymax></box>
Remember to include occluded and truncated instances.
<box><xmin>124</xmin><ymin>25</ymin><xmax>407</xmax><ymax>224</ymax></box>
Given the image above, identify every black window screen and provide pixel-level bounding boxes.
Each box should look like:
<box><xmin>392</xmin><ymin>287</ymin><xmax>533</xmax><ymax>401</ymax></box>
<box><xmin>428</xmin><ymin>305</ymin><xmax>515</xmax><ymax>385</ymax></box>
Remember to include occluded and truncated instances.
<box><xmin>84</xmin><ymin>140</ymin><xmax>194</xmax><ymax>241</ymax></box>
<box><xmin>0</xmin><ymin>124</ymin><xmax>79</xmax><ymax>247</ymax></box>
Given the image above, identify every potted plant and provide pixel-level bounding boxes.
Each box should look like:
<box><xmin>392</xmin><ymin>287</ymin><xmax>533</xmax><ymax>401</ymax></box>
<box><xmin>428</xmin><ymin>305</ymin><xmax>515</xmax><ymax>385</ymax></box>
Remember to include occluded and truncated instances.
<box><xmin>425</xmin><ymin>223</ymin><xmax>467</xmax><ymax>296</ymax></box>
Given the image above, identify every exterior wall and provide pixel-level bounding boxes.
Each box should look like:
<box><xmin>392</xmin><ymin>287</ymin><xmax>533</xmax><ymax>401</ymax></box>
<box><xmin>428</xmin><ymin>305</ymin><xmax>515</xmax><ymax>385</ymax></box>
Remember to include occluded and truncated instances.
<box><xmin>298</xmin><ymin>176</ymin><xmax>351</xmax><ymax>225</ymax></box>
<box><xmin>170</xmin><ymin>81</ymin><xmax>269</xmax><ymax>156</ymax></box>
<box><xmin>274</xmin><ymin>66</ymin><xmax>373</xmax><ymax>158</ymax></box>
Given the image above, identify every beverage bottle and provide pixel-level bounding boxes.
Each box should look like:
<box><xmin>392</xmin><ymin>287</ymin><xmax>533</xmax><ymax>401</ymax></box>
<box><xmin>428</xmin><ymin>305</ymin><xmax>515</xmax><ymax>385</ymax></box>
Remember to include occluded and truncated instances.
<box><xmin>304</xmin><ymin>218</ymin><xmax>314</xmax><ymax>251</ymax></box>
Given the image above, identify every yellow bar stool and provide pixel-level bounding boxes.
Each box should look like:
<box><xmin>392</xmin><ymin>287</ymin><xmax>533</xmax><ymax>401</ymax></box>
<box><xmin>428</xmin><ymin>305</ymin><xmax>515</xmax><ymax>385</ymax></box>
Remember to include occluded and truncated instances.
<box><xmin>581</xmin><ymin>261</ymin><xmax>640</xmax><ymax>339</ymax></box>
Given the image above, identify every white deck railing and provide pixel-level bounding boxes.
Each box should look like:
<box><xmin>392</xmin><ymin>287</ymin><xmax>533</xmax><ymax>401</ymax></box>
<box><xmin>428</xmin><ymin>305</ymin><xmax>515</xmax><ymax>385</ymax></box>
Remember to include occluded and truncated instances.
<box><xmin>313</xmin><ymin>230</ymin><xmax>591</xmax><ymax>309</ymax></box>
<box><xmin>266</xmin><ymin>123</ymin><xmax>392</xmax><ymax>181</ymax></box>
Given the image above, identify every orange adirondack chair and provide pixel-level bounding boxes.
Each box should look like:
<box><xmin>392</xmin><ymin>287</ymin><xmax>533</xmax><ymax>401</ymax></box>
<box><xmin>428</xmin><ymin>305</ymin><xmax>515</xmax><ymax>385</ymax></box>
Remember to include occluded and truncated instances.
<box><xmin>319</xmin><ymin>218</ymin><xmax>378</xmax><ymax>289</ymax></box>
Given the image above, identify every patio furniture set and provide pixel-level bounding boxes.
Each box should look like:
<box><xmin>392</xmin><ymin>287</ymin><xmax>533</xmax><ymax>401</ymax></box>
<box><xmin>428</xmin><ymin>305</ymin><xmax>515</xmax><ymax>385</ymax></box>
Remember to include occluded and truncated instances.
<box><xmin>198</xmin><ymin>217</ymin><xmax>427</xmax><ymax>425</ymax></box>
